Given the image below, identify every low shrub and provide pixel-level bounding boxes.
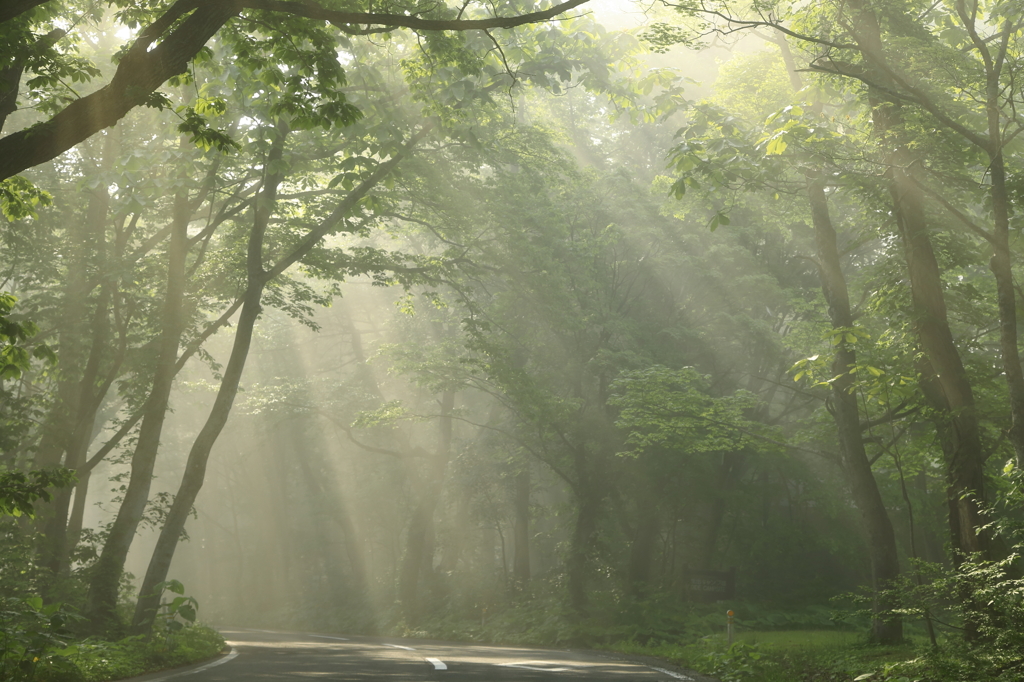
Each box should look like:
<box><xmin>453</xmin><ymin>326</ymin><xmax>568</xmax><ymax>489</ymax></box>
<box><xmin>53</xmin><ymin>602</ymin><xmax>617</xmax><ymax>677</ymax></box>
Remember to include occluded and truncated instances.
<box><xmin>71</xmin><ymin>625</ymin><xmax>225</xmax><ymax>682</ymax></box>
<box><xmin>1</xmin><ymin>591</ymin><xmax>224</xmax><ymax>682</ymax></box>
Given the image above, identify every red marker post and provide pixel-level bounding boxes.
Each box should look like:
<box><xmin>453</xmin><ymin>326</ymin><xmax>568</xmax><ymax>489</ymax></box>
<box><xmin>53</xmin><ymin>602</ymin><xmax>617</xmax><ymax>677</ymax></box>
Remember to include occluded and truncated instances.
<box><xmin>727</xmin><ymin>610</ymin><xmax>735</xmax><ymax>646</ymax></box>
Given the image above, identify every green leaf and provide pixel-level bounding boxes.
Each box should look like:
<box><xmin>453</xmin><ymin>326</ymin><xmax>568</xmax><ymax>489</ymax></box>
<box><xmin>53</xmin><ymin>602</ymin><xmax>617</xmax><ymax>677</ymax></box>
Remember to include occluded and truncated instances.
<box><xmin>161</xmin><ymin>579</ymin><xmax>186</xmax><ymax>595</ymax></box>
<box><xmin>51</xmin><ymin>645</ymin><xmax>80</xmax><ymax>657</ymax></box>
<box><xmin>765</xmin><ymin>135</ymin><xmax>788</xmax><ymax>155</ymax></box>
<box><xmin>178</xmin><ymin>603</ymin><xmax>197</xmax><ymax>623</ymax></box>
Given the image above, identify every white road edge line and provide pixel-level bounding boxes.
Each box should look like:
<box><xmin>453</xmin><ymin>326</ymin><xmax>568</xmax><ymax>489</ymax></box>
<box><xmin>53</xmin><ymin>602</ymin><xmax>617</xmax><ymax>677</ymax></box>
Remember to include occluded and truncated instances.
<box><xmin>649</xmin><ymin>665</ymin><xmax>695</xmax><ymax>681</ymax></box>
<box><xmin>426</xmin><ymin>657</ymin><xmax>447</xmax><ymax>670</ymax></box>
<box><xmin>384</xmin><ymin>643</ymin><xmax>417</xmax><ymax>651</ymax></box>
<box><xmin>308</xmin><ymin>634</ymin><xmax>350</xmax><ymax>641</ymax></box>
<box><xmin>148</xmin><ymin>647</ymin><xmax>239</xmax><ymax>681</ymax></box>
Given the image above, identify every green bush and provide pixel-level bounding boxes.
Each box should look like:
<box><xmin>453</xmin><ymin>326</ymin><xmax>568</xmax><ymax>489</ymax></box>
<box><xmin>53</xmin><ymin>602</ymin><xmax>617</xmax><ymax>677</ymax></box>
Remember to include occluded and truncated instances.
<box><xmin>0</xmin><ymin>590</ymin><xmax>224</xmax><ymax>682</ymax></box>
<box><xmin>690</xmin><ymin>640</ymin><xmax>765</xmax><ymax>682</ymax></box>
<box><xmin>72</xmin><ymin>626</ymin><xmax>225</xmax><ymax>682</ymax></box>
<box><xmin>0</xmin><ymin>596</ymin><xmax>82</xmax><ymax>682</ymax></box>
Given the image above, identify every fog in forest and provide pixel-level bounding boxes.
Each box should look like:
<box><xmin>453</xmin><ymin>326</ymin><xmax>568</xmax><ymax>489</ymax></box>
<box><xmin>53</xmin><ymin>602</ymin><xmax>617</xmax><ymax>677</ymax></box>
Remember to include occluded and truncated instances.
<box><xmin>3</xmin><ymin>1</ymin><xmax>1024</xmax><ymax>680</ymax></box>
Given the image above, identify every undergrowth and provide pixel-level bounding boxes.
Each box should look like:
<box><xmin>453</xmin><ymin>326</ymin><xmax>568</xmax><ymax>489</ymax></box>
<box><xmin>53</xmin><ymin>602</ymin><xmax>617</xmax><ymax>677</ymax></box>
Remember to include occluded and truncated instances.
<box><xmin>3</xmin><ymin>621</ymin><xmax>224</xmax><ymax>682</ymax></box>
<box><xmin>1</xmin><ymin>582</ymin><xmax>225</xmax><ymax>682</ymax></box>
<box><xmin>71</xmin><ymin>625</ymin><xmax>226</xmax><ymax>682</ymax></box>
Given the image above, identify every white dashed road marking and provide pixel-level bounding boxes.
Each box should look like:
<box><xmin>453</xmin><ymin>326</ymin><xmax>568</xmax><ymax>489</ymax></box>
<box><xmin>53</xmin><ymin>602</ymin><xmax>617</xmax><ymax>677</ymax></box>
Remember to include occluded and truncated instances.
<box><xmin>308</xmin><ymin>634</ymin><xmax>349</xmax><ymax>641</ymax></box>
<box><xmin>384</xmin><ymin>643</ymin><xmax>417</xmax><ymax>651</ymax></box>
<box><xmin>426</xmin><ymin>657</ymin><xmax>447</xmax><ymax>670</ymax></box>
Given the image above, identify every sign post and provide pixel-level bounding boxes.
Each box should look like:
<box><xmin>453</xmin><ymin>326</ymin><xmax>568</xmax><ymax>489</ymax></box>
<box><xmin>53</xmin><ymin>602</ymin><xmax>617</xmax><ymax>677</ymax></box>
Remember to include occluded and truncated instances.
<box><xmin>727</xmin><ymin>610</ymin><xmax>735</xmax><ymax>646</ymax></box>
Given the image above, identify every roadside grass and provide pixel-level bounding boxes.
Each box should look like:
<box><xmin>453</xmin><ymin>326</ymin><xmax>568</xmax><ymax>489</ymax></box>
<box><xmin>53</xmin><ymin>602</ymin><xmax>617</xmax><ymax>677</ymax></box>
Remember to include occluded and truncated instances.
<box><xmin>735</xmin><ymin>629</ymin><xmax>864</xmax><ymax>648</ymax></box>
<box><xmin>606</xmin><ymin>629</ymin><xmax>924</xmax><ymax>682</ymax></box>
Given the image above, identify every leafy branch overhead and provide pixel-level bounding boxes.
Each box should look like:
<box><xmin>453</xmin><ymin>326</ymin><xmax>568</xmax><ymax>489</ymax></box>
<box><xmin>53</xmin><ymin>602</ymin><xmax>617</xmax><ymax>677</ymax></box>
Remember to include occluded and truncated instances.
<box><xmin>0</xmin><ymin>0</ymin><xmax>593</xmax><ymax>181</ymax></box>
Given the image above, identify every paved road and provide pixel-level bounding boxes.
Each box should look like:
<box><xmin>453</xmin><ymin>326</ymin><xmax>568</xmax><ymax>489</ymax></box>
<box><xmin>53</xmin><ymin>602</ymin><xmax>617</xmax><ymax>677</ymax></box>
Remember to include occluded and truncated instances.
<box><xmin>131</xmin><ymin>628</ymin><xmax>713</xmax><ymax>682</ymax></box>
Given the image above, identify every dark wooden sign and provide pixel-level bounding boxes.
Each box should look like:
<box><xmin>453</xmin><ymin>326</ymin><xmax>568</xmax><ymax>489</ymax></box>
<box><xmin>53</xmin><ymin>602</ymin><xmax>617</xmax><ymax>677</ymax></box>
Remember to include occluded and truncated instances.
<box><xmin>684</xmin><ymin>567</ymin><xmax>736</xmax><ymax>602</ymax></box>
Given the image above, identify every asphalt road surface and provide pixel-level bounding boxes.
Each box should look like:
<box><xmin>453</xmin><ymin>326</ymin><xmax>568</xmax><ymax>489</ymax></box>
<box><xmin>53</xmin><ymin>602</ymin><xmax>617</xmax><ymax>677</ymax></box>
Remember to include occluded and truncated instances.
<box><xmin>128</xmin><ymin>628</ymin><xmax>716</xmax><ymax>682</ymax></box>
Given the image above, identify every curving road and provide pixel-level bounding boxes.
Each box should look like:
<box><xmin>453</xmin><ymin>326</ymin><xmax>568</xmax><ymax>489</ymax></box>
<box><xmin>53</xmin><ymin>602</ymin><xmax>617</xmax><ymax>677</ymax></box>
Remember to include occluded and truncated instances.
<box><xmin>126</xmin><ymin>628</ymin><xmax>715</xmax><ymax>682</ymax></box>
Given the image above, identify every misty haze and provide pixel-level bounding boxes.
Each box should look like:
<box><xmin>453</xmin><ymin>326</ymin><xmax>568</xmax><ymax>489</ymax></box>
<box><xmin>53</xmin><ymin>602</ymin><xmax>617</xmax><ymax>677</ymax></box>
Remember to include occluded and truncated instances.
<box><xmin>2</xmin><ymin>1</ymin><xmax>1023</xmax><ymax>681</ymax></box>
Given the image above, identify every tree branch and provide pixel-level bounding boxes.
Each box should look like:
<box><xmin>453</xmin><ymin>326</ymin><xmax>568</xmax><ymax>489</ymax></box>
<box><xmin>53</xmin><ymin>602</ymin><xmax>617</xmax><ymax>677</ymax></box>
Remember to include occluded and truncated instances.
<box><xmin>262</xmin><ymin>124</ymin><xmax>432</xmax><ymax>281</ymax></box>
<box><xmin>0</xmin><ymin>0</ymin><xmax>53</xmax><ymax>24</ymax></box>
<box><xmin>910</xmin><ymin>173</ymin><xmax>995</xmax><ymax>245</ymax></box>
<box><xmin>0</xmin><ymin>0</ymin><xmax>589</xmax><ymax>182</ymax></box>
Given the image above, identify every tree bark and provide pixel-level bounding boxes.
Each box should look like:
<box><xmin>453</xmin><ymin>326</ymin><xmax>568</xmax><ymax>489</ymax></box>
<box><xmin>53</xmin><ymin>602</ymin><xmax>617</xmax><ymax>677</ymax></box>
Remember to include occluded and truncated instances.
<box><xmin>889</xmin><ymin>146</ymin><xmax>989</xmax><ymax>561</ymax></box>
<box><xmin>808</xmin><ymin>177</ymin><xmax>903</xmax><ymax>643</ymax></box>
<box><xmin>512</xmin><ymin>468</ymin><xmax>531</xmax><ymax>587</ymax></box>
<box><xmin>982</xmin><ymin>37</ymin><xmax>1024</xmax><ymax>468</ymax></box>
<box><xmin>37</xmin><ymin>128</ymin><xmax>120</xmax><ymax>579</ymax></box>
<box><xmin>847</xmin><ymin>0</ymin><xmax>990</xmax><ymax>561</ymax></box>
<box><xmin>398</xmin><ymin>390</ymin><xmax>455</xmax><ymax>624</ymax></box>
<box><xmin>0</xmin><ymin>0</ymin><xmax>54</xmax><ymax>25</ymax></box>
<box><xmin>295</xmin><ymin>442</ymin><xmax>370</xmax><ymax>613</ymax></box>
<box><xmin>130</xmin><ymin>125</ymin><xmax>287</xmax><ymax>633</ymax></box>
<box><xmin>566</xmin><ymin>480</ymin><xmax>599</xmax><ymax>614</ymax></box>
<box><xmin>85</xmin><ymin>153</ymin><xmax>190</xmax><ymax>633</ymax></box>
<box><xmin>771</xmin><ymin>32</ymin><xmax>904</xmax><ymax>640</ymax></box>
<box><xmin>0</xmin><ymin>3</ymin><xmax>238</xmax><ymax>182</ymax></box>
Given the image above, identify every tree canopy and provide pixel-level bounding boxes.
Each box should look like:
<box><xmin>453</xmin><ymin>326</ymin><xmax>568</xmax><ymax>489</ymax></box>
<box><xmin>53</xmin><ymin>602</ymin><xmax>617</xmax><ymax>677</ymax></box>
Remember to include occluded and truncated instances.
<box><xmin>3</xmin><ymin>1</ymin><xmax>1024</xmax><ymax>680</ymax></box>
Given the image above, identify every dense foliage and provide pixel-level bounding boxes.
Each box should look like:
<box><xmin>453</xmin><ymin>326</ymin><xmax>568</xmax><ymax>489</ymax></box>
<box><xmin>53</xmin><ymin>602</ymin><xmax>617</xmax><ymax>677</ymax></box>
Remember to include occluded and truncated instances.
<box><xmin>2</xmin><ymin>0</ymin><xmax>1024</xmax><ymax>681</ymax></box>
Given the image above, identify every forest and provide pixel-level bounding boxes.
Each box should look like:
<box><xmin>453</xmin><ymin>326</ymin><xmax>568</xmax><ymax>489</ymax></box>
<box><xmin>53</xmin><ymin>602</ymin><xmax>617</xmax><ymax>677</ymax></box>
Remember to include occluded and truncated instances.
<box><xmin>2</xmin><ymin>0</ymin><xmax>1024</xmax><ymax>681</ymax></box>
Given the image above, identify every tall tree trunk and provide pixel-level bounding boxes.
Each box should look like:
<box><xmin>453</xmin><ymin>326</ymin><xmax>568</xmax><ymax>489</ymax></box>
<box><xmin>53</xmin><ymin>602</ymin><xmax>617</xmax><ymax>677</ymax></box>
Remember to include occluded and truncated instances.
<box><xmin>131</xmin><ymin>276</ymin><xmax>264</xmax><ymax>633</ymax></box>
<box><xmin>982</xmin><ymin>31</ymin><xmax>1024</xmax><ymax>467</ymax></box>
<box><xmin>65</xmin><ymin>469</ymin><xmax>91</xmax><ymax>556</ymax></box>
<box><xmin>398</xmin><ymin>390</ymin><xmax>455</xmax><ymax>624</ymax></box>
<box><xmin>42</xmin><ymin>279</ymin><xmax>114</xmax><ymax>576</ymax></box>
<box><xmin>808</xmin><ymin>177</ymin><xmax>903</xmax><ymax>643</ymax></box>
<box><xmin>130</xmin><ymin>126</ymin><xmax>288</xmax><ymax>633</ymax></box>
<box><xmin>295</xmin><ymin>440</ymin><xmax>370</xmax><ymax>615</ymax></box>
<box><xmin>38</xmin><ymin>127</ymin><xmax>123</xmax><ymax>582</ymax></box>
<box><xmin>33</xmin><ymin>130</ymin><xmax>119</xmax><ymax>486</ymax></box>
<box><xmin>85</xmin><ymin>147</ymin><xmax>191</xmax><ymax>633</ymax></box>
<box><xmin>566</xmin><ymin>440</ymin><xmax>604</xmax><ymax>615</ymax></box>
<box><xmin>512</xmin><ymin>468</ymin><xmax>531</xmax><ymax>587</ymax></box>
<box><xmin>566</xmin><ymin>482</ymin><xmax>599</xmax><ymax>614</ymax></box>
<box><xmin>888</xmin><ymin>146</ymin><xmax>988</xmax><ymax>561</ymax></box>
<box><xmin>989</xmin><ymin>154</ymin><xmax>1024</xmax><ymax>466</ymax></box>
<box><xmin>775</xmin><ymin>33</ymin><xmax>903</xmax><ymax>639</ymax></box>
<box><xmin>847</xmin><ymin>0</ymin><xmax>990</xmax><ymax>561</ymax></box>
